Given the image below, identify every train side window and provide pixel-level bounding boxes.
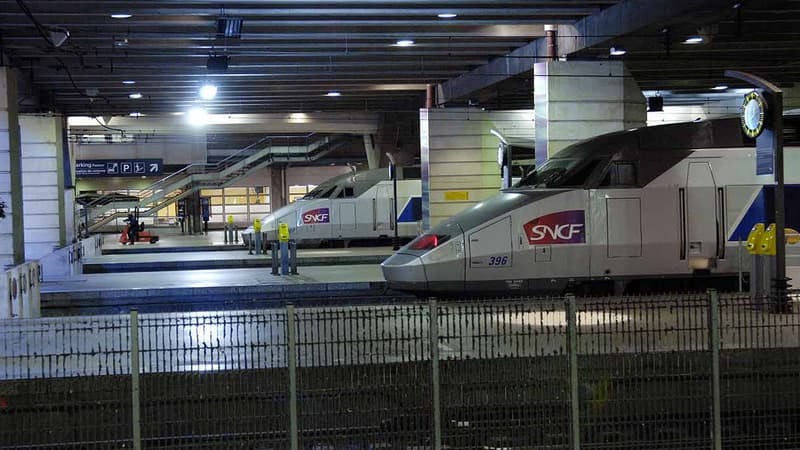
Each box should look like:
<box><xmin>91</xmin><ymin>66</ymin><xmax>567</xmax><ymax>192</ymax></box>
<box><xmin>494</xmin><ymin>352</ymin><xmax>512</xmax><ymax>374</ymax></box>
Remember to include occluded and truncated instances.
<box><xmin>560</xmin><ymin>160</ymin><xmax>602</xmax><ymax>187</ymax></box>
<box><xmin>601</xmin><ymin>162</ymin><xmax>637</xmax><ymax>187</ymax></box>
<box><xmin>320</xmin><ymin>186</ymin><xmax>338</xmax><ymax>198</ymax></box>
<box><xmin>337</xmin><ymin>187</ymin><xmax>354</xmax><ymax>198</ymax></box>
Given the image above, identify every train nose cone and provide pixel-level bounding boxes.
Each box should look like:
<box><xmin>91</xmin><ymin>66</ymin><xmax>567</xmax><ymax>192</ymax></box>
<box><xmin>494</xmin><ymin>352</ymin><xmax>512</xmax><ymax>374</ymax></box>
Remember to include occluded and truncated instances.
<box><xmin>381</xmin><ymin>252</ymin><xmax>427</xmax><ymax>292</ymax></box>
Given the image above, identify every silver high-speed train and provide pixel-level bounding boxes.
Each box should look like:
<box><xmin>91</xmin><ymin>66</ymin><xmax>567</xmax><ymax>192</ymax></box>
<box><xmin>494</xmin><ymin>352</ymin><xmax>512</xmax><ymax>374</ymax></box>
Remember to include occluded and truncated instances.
<box><xmin>382</xmin><ymin>116</ymin><xmax>800</xmax><ymax>294</ymax></box>
<box><xmin>242</xmin><ymin>167</ymin><xmax>422</xmax><ymax>247</ymax></box>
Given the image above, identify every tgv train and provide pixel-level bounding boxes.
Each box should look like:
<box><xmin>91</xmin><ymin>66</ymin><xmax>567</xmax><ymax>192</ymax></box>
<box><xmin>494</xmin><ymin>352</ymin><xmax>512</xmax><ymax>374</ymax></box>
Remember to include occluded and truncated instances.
<box><xmin>242</xmin><ymin>167</ymin><xmax>422</xmax><ymax>246</ymax></box>
<box><xmin>382</xmin><ymin>116</ymin><xmax>800</xmax><ymax>294</ymax></box>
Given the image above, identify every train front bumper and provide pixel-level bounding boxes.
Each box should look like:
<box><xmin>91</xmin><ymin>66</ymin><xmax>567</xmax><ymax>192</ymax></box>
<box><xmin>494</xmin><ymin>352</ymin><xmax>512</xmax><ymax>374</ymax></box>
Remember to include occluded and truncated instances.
<box><xmin>381</xmin><ymin>252</ymin><xmax>428</xmax><ymax>292</ymax></box>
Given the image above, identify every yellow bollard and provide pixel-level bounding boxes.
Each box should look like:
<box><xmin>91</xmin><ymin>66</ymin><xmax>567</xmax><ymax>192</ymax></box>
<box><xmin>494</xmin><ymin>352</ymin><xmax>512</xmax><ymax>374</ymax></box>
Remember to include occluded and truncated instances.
<box><xmin>746</xmin><ymin>223</ymin><xmax>765</xmax><ymax>255</ymax></box>
<box><xmin>760</xmin><ymin>223</ymin><xmax>777</xmax><ymax>256</ymax></box>
<box><xmin>278</xmin><ymin>223</ymin><xmax>290</xmax><ymax>242</ymax></box>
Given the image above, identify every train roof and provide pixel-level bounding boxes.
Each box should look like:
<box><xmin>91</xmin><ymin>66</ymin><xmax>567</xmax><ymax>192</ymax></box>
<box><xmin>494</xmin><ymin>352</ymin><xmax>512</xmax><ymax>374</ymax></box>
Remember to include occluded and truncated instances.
<box><xmin>557</xmin><ymin>113</ymin><xmax>800</xmax><ymax>161</ymax></box>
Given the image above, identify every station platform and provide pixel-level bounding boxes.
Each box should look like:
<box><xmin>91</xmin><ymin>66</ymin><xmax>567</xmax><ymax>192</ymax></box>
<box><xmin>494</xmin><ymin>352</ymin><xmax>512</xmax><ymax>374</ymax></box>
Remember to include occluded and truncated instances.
<box><xmin>100</xmin><ymin>229</ymin><xmax>244</xmax><ymax>254</ymax></box>
<box><xmin>41</xmin><ymin>264</ymin><xmax>402</xmax><ymax>316</ymax></box>
<box><xmin>84</xmin><ymin>247</ymin><xmax>394</xmax><ymax>273</ymax></box>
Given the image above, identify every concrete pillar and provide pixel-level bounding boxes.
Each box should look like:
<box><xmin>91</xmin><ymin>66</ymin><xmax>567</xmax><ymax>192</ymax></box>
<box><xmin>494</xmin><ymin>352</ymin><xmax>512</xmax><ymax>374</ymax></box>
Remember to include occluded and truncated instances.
<box><xmin>363</xmin><ymin>134</ymin><xmax>381</xmax><ymax>169</ymax></box>
<box><xmin>534</xmin><ymin>61</ymin><xmax>646</xmax><ymax>164</ymax></box>
<box><xmin>420</xmin><ymin>108</ymin><xmax>534</xmax><ymax>230</ymax></box>
<box><xmin>269</xmin><ymin>166</ymin><xmax>286</xmax><ymax>211</ymax></box>
<box><xmin>20</xmin><ymin>116</ymin><xmax>69</xmax><ymax>259</ymax></box>
<box><xmin>0</xmin><ymin>68</ymin><xmax>25</xmax><ymax>266</ymax></box>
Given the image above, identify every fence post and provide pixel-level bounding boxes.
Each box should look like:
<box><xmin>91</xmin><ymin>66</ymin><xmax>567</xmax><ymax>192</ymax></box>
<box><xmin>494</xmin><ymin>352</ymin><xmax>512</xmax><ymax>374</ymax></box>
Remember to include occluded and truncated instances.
<box><xmin>130</xmin><ymin>309</ymin><xmax>141</xmax><ymax>450</ymax></box>
<box><xmin>429</xmin><ymin>299</ymin><xmax>442</xmax><ymax>450</ymax></box>
<box><xmin>286</xmin><ymin>304</ymin><xmax>299</xmax><ymax>450</ymax></box>
<box><xmin>566</xmin><ymin>294</ymin><xmax>580</xmax><ymax>450</ymax></box>
<box><xmin>708</xmin><ymin>289</ymin><xmax>722</xmax><ymax>450</ymax></box>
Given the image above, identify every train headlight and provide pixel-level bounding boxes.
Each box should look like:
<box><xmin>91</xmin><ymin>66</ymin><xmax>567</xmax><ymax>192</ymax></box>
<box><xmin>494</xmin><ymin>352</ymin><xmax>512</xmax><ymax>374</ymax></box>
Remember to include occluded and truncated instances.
<box><xmin>409</xmin><ymin>233</ymin><xmax>451</xmax><ymax>251</ymax></box>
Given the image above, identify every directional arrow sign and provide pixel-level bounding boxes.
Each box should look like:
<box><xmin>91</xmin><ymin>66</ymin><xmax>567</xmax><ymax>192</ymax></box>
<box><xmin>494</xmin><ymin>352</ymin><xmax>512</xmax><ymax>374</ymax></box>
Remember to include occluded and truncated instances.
<box><xmin>149</xmin><ymin>163</ymin><xmax>160</xmax><ymax>173</ymax></box>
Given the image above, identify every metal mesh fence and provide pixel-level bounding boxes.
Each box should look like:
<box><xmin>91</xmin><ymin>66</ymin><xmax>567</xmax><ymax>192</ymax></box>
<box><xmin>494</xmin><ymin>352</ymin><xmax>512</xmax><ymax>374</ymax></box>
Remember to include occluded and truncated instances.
<box><xmin>719</xmin><ymin>294</ymin><xmax>800</xmax><ymax>449</ymax></box>
<box><xmin>0</xmin><ymin>315</ymin><xmax>133</xmax><ymax>449</ymax></box>
<box><xmin>1</xmin><ymin>292</ymin><xmax>800</xmax><ymax>449</ymax></box>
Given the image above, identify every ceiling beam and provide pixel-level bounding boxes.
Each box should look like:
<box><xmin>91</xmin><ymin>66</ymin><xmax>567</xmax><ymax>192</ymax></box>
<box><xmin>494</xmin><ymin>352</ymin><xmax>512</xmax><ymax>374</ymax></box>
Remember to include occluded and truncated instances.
<box><xmin>438</xmin><ymin>0</ymin><xmax>735</xmax><ymax>103</ymax></box>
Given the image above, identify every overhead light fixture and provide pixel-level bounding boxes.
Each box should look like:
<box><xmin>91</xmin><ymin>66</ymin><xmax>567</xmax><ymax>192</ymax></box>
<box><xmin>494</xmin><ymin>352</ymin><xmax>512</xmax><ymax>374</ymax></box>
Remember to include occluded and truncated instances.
<box><xmin>437</xmin><ymin>13</ymin><xmax>457</xmax><ymax>19</ymax></box>
<box><xmin>171</xmin><ymin>111</ymin><xmax>186</xmax><ymax>116</ymax></box>
<box><xmin>187</xmin><ymin>107</ymin><xmax>209</xmax><ymax>126</ymax></box>
<box><xmin>110</xmin><ymin>13</ymin><xmax>132</xmax><ymax>19</ymax></box>
<box><xmin>199</xmin><ymin>84</ymin><xmax>218</xmax><ymax>100</ymax></box>
<box><xmin>217</xmin><ymin>16</ymin><xmax>243</xmax><ymax>39</ymax></box>
<box><xmin>326</xmin><ymin>91</ymin><xmax>341</xmax><ymax>97</ymax></box>
<box><xmin>395</xmin><ymin>39</ymin><xmax>415</xmax><ymax>47</ymax></box>
<box><xmin>128</xmin><ymin>92</ymin><xmax>143</xmax><ymax>99</ymax></box>
<box><xmin>609</xmin><ymin>46</ymin><xmax>626</xmax><ymax>56</ymax></box>
<box><xmin>122</xmin><ymin>80</ymin><xmax>136</xmax><ymax>85</ymax></box>
<box><xmin>129</xmin><ymin>112</ymin><xmax>144</xmax><ymax>117</ymax></box>
<box><xmin>712</xmin><ymin>85</ymin><xmax>729</xmax><ymax>91</ymax></box>
<box><xmin>114</xmin><ymin>38</ymin><xmax>129</xmax><ymax>48</ymax></box>
<box><xmin>206</xmin><ymin>54</ymin><xmax>230</xmax><ymax>72</ymax></box>
<box><xmin>683</xmin><ymin>36</ymin><xmax>704</xmax><ymax>44</ymax></box>
<box><xmin>47</xmin><ymin>27</ymin><xmax>70</xmax><ymax>48</ymax></box>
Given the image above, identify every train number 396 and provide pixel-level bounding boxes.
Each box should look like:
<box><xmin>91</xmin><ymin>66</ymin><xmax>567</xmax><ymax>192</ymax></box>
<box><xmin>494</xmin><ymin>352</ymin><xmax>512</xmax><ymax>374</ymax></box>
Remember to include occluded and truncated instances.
<box><xmin>488</xmin><ymin>256</ymin><xmax>509</xmax><ymax>266</ymax></box>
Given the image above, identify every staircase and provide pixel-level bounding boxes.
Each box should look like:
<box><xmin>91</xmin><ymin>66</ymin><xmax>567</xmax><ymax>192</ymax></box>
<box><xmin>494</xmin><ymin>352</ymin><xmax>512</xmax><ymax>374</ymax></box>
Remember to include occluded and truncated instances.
<box><xmin>84</xmin><ymin>134</ymin><xmax>346</xmax><ymax>232</ymax></box>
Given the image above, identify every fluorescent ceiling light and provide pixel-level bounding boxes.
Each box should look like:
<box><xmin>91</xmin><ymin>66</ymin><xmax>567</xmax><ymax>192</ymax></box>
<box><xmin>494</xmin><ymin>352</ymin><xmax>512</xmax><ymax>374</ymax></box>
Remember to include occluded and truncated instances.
<box><xmin>122</xmin><ymin>80</ymin><xmax>136</xmax><ymax>85</ymax></box>
<box><xmin>171</xmin><ymin>112</ymin><xmax>186</xmax><ymax>116</ymax></box>
<box><xmin>683</xmin><ymin>36</ymin><xmax>704</xmax><ymax>44</ymax></box>
<box><xmin>199</xmin><ymin>84</ymin><xmax>218</xmax><ymax>100</ymax></box>
<box><xmin>395</xmin><ymin>39</ymin><xmax>415</xmax><ymax>47</ymax></box>
<box><xmin>129</xmin><ymin>112</ymin><xmax>144</xmax><ymax>117</ymax></box>
<box><xmin>128</xmin><ymin>92</ymin><xmax>143</xmax><ymax>99</ymax></box>
<box><xmin>326</xmin><ymin>91</ymin><xmax>341</xmax><ymax>97</ymax></box>
<box><xmin>437</xmin><ymin>13</ymin><xmax>457</xmax><ymax>18</ymax></box>
<box><xmin>711</xmin><ymin>85</ymin><xmax>728</xmax><ymax>91</ymax></box>
<box><xmin>110</xmin><ymin>13</ymin><xmax>132</xmax><ymax>19</ymax></box>
<box><xmin>187</xmin><ymin>107</ymin><xmax>209</xmax><ymax>126</ymax></box>
<box><xmin>609</xmin><ymin>46</ymin><xmax>626</xmax><ymax>56</ymax></box>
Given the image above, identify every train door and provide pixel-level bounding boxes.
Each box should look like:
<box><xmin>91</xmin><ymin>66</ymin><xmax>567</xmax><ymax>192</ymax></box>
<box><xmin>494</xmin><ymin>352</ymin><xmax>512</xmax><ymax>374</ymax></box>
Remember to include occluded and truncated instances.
<box><xmin>466</xmin><ymin>216</ymin><xmax>515</xmax><ymax>283</ymax></box>
<box><xmin>683</xmin><ymin>162</ymin><xmax>721</xmax><ymax>266</ymax></box>
<box><xmin>339</xmin><ymin>202</ymin><xmax>357</xmax><ymax>238</ymax></box>
<box><xmin>374</xmin><ymin>184</ymin><xmax>392</xmax><ymax>233</ymax></box>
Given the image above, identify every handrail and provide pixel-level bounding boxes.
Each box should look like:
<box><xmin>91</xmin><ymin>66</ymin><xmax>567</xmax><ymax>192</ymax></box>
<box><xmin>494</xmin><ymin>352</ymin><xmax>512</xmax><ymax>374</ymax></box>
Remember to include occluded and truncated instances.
<box><xmin>85</xmin><ymin>133</ymin><xmax>318</xmax><ymax>209</ymax></box>
<box><xmin>86</xmin><ymin>133</ymin><xmax>341</xmax><ymax>231</ymax></box>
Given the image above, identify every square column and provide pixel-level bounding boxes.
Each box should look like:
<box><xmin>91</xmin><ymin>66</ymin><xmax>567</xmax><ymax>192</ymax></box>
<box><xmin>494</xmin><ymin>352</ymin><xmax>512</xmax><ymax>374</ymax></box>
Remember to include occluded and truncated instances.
<box><xmin>420</xmin><ymin>108</ymin><xmax>534</xmax><ymax>230</ymax></box>
<box><xmin>534</xmin><ymin>61</ymin><xmax>646</xmax><ymax>164</ymax></box>
<box><xmin>0</xmin><ymin>68</ymin><xmax>25</xmax><ymax>266</ymax></box>
<box><xmin>20</xmin><ymin>115</ymin><xmax>69</xmax><ymax>259</ymax></box>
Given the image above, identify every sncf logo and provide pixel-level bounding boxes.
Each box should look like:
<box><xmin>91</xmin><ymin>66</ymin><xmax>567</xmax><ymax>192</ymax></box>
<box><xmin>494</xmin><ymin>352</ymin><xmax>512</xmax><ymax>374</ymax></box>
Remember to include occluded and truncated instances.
<box><xmin>302</xmin><ymin>207</ymin><xmax>330</xmax><ymax>224</ymax></box>
<box><xmin>523</xmin><ymin>210</ymin><xmax>585</xmax><ymax>245</ymax></box>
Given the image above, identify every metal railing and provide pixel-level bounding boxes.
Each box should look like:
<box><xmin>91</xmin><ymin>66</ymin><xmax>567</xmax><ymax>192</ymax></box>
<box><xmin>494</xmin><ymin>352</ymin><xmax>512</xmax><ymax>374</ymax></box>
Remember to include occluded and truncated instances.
<box><xmin>84</xmin><ymin>134</ymin><xmax>344</xmax><ymax>232</ymax></box>
<box><xmin>1</xmin><ymin>292</ymin><xmax>799</xmax><ymax>449</ymax></box>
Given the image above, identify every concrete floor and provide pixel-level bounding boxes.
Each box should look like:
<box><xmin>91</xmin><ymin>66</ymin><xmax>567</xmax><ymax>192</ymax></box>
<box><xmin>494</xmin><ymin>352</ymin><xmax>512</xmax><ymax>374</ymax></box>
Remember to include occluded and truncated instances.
<box><xmin>42</xmin><ymin>264</ymin><xmax>385</xmax><ymax>293</ymax></box>
<box><xmin>86</xmin><ymin>247</ymin><xmax>394</xmax><ymax>265</ymax></box>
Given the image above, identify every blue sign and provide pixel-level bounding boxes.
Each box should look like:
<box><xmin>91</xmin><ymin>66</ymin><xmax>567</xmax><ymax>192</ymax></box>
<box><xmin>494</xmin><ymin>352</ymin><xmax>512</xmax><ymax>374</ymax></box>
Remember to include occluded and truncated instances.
<box><xmin>76</xmin><ymin>159</ymin><xmax>163</xmax><ymax>177</ymax></box>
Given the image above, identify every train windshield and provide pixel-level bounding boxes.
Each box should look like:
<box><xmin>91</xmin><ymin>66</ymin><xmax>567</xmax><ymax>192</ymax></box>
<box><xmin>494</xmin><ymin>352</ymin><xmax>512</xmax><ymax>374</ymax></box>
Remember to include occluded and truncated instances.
<box><xmin>302</xmin><ymin>184</ymin><xmax>337</xmax><ymax>199</ymax></box>
<box><xmin>515</xmin><ymin>158</ymin><xmax>581</xmax><ymax>188</ymax></box>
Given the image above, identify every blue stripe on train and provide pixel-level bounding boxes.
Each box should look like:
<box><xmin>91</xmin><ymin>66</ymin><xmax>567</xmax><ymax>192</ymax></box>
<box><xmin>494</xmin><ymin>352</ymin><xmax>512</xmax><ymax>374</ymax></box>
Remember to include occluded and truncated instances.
<box><xmin>398</xmin><ymin>197</ymin><xmax>422</xmax><ymax>223</ymax></box>
<box><xmin>729</xmin><ymin>185</ymin><xmax>800</xmax><ymax>241</ymax></box>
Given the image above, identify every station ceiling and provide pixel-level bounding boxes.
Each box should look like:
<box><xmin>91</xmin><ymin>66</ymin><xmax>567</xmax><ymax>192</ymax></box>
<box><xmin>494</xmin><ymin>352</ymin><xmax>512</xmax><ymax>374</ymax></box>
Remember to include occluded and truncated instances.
<box><xmin>0</xmin><ymin>0</ymin><xmax>798</xmax><ymax>116</ymax></box>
